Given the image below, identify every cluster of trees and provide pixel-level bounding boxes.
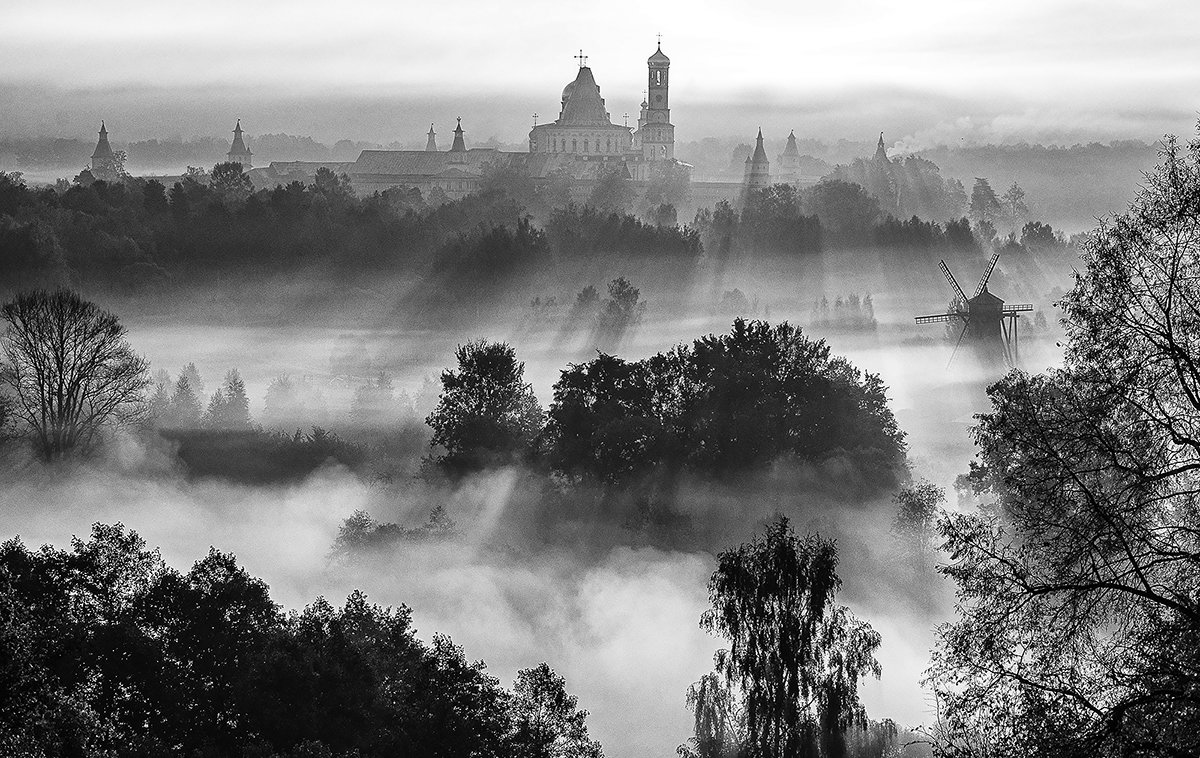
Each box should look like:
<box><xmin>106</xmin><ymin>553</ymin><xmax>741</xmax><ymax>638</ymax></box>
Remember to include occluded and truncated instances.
<box><xmin>833</xmin><ymin>153</ymin><xmax>968</xmax><ymax>223</ymax></box>
<box><xmin>518</xmin><ymin>278</ymin><xmax>648</xmax><ymax>351</ymax></box>
<box><xmin>692</xmin><ymin>181</ymin><xmax>984</xmax><ymax>261</ymax></box>
<box><xmin>0</xmin><ymin>284</ymin><xmax>905</xmax><ymax>499</ymax></box>
<box><xmin>926</xmin><ymin>134</ymin><xmax>1200</xmax><ymax>756</ymax></box>
<box><xmin>149</xmin><ymin>367</ymin><xmax>251</xmax><ymax>430</ymax></box>
<box><xmin>329</xmin><ymin>506</ymin><xmax>458</xmax><ymax>560</ymax></box>
<box><xmin>0</xmin><ymin>523</ymin><xmax>603</xmax><ymax>757</ymax></box>
<box><xmin>0</xmin><ymin>164</ymin><xmax>700</xmax><ymax>313</ymax></box>
<box><xmin>422</xmin><ymin>319</ymin><xmax>906</xmax><ymax>497</ymax></box>
<box><xmin>810</xmin><ymin>293</ymin><xmax>877</xmax><ymax>332</ymax></box>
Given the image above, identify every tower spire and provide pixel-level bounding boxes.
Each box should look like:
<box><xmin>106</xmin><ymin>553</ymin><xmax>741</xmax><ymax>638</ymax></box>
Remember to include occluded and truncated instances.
<box><xmin>450</xmin><ymin>117</ymin><xmax>466</xmax><ymax>152</ymax></box>
<box><xmin>92</xmin><ymin>122</ymin><xmax>113</xmax><ymax>159</ymax></box>
<box><xmin>226</xmin><ymin>119</ymin><xmax>252</xmax><ymax>167</ymax></box>
<box><xmin>425</xmin><ymin>123</ymin><xmax>438</xmax><ymax>151</ymax></box>
<box><xmin>874</xmin><ymin>131</ymin><xmax>888</xmax><ymax>162</ymax></box>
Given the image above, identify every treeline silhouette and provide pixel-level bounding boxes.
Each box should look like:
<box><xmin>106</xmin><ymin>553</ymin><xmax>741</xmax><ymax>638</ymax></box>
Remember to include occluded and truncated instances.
<box><xmin>0</xmin><ymin>523</ymin><xmax>602</xmax><ymax>758</ymax></box>
<box><xmin>0</xmin><ymin>165</ymin><xmax>1077</xmax><ymax>317</ymax></box>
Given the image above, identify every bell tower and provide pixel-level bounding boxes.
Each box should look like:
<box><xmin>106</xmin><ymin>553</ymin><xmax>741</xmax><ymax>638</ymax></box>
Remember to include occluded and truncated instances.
<box><xmin>639</xmin><ymin>38</ymin><xmax>674</xmax><ymax>162</ymax></box>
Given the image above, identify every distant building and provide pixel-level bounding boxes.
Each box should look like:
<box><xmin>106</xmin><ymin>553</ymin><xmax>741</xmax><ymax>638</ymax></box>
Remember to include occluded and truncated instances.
<box><xmin>227</xmin><ymin>120</ymin><xmax>253</xmax><ymax>167</ymax></box>
<box><xmin>776</xmin><ymin>130</ymin><xmax>801</xmax><ymax>184</ymax></box>
<box><xmin>245</xmin><ymin>43</ymin><xmax>687</xmax><ymax>201</ymax></box>
<box><xmin>528</xmin><ymin>60</ymin><xmax>634</xmax><ymax>162</ymax></box>
<box><xmin>874</xmin><ymin>132</ymin><xmax>889</xmax><ymax>164</ymax></box>
<box><xmin>232</xmin><ymin>43</ymin><xmax>818</xmax><ymax>210</ymax></box>
<box><xmin>743</xmin><ymin>128</ymin><xmax>771</xmax><ymax>190</ymax></box>
<box><xmin>90</xmin><ymin>122</ymin><xmax>122</xmax><ymax>181</ymax></box>
<box><xmin>632</xmin><ymin>44</ymin><xmax>675</xmax><ymax>168</ymax></box>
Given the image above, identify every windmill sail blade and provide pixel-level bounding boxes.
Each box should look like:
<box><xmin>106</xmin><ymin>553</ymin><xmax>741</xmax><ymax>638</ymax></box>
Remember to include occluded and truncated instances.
<box><xmin>947</xmin><ymin>321</ymin><xmax>969</xmax><ymax>368</ymax></box>
<box><xmin>939</xmin><ymin>260</ymin><xmax>968</xmax><ymax>304</ymax></box>
<box><xmin>915</xmin><ymin>313</ymin><xmax>962</xmax><ymax>324</ymax></box>
<box><xmin>974</xmin><ymin>252</ymin><xmax>1000</xmax><ymax>297</ymax></box>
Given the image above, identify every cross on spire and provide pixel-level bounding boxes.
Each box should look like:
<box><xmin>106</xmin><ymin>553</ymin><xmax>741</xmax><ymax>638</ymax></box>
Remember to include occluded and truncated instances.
<box><xmin>657</xmin><ymin>32</ymin><xmax>662</xmax><ymax>45</ymax></box>
<box><xmin>623</xmin><ymin>113</ymin><xmax>629</xmax><ymax>127</ymax></box>
<box><xmin>574</xmin><ymin>49</ymin><xmax>588</xmax><ymax>68</ymax></box>
<box><xmin>532</xmin><ymin>112</ymin><xmax>538</xmax><ymax>127</ymax></box>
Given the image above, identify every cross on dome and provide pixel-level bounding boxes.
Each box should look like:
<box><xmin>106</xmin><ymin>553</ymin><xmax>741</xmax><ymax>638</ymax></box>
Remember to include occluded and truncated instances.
<box><xmin>574</xmin><ymin>49</ymin><xmax>588</xmax><ymax>68</ymax></box>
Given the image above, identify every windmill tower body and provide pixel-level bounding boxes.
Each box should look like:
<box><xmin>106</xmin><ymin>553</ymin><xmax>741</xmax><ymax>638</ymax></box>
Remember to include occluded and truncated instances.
<box><xmin>915</xmin><ymin>253</ymin><xmax>1033</xmax><ymax>369</ymax></box>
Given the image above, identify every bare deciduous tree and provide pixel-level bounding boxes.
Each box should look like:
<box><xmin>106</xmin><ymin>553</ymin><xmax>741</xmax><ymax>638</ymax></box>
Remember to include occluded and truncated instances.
<box><xmin>0</xmin><ymin>289</ymin><xmax>148</xmax><ymax>458</ymax></box>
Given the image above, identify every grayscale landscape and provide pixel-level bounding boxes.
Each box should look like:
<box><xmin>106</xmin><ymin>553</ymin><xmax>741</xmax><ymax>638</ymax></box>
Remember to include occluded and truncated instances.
<box><xmin>1</xmin><ymin>3</ymin><xmax>1198</xmax><ymax>757</ymax></box>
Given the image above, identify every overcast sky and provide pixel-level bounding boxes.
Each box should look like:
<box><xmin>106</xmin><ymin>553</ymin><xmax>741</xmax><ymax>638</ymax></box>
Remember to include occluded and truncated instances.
<box><xmin>4</xmin><ymin>0</ymin><xmax>1198</xmax><ymax>146</ymax></box>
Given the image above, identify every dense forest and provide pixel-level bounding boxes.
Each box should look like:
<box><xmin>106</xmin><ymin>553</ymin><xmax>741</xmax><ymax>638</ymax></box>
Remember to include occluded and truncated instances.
<box><xmin>0</xmin><ymin>157</ymin><xmax>1077</xmax><ymax>334</ymax></box>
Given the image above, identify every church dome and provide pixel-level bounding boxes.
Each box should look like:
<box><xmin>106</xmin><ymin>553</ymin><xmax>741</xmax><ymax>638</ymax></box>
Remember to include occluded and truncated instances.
<box><xmin>559</xmin><ymin>66</ymin><xmax>611</xmax><ymax>126</ymax></box>
<box><xmin>562</xmin><ymin>79</ymin><xmax>576</xmax><ymax>103</ymax></box>
<box><xmin>648</xmin><ymin>45</ymin><xmax>670</xmax><ymax>64</ymax></box>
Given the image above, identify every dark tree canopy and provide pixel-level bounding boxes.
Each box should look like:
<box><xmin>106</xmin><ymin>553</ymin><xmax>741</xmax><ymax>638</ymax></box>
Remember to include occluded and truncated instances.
<box><xmin>0</xmin><ymin>289</ymin><xmax>149</xmax><ymax>458</ymax></box>
<box><xmin>0</xmin><ymin>524</ymin><xmax>601</xmax><ymax>758</ymax></box>
<box><xmin>683</xmin><ymin>516</ymin><xmax>882</xmax><ymax>758</ymax></box>
<box><xmin>545</xmin><ymin>319</ymin><xmax>906</xmax><ymax>490</ymax></box>
<box><xmin>508</xmin><ymin>663</ymin><xmax>604</xmax><ymax>758</ymax></box>
<box><xmin>426</xmin><ymin>340</ymin><xmax>544</xmax><ymax>475</ymax></box>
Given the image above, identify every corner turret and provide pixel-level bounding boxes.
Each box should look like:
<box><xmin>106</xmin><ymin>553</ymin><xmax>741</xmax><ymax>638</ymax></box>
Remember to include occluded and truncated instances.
<box><xmin>744</xmin><ymin>128</ymin><xmax>771</xmax><ymax>190</ymax></box>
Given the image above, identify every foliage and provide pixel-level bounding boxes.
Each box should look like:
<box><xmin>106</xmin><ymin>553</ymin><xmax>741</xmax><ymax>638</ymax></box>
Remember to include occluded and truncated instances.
<box><xmin>999</xmin><ymin>183</ymin><xmax>1029</xmax><ymax>233</ymax></box>
<box><xmin>832</xmin><ymin>155</ymin><xmax>967</xmax><ymax>223</ymax></box>
<box><xmin>890</xmin><ymin>479</ymin><xmax>944</xmax><ymax>573</ymax></box>
<box><xmin>203</xmin><ymin>368</ymin><xmax>253</xmax><ymax>429</ymax></box>
<box><xmin>593</xmin><ymin>276</ymin><xmax>646</xmax><ymax>350</ymax></box>
<box><xmin>211</xmin><ymin>161</ymin><xmax>253</xmax><ymax>203</ymax></box>
<box><xmin>546</xmin><ymin>205</ymin><xmax>700</xmax><ymax>259</ymax></box>
<box><xmin>162</xmin><ymin>374</ymin><xmax>203</xmax><ymax>428</ymax></box>
<box><xmin>329</xmin><ymin>506</ymin><xmax>458</xmax><ymax>560</ymax></box>
<box><xmin>545</xmin><ymin>319</ymin><xmax>907</xmax><ymax>490</ymax></box>
<box><xmin>684</xmin><ymin>516</ymin><xmax>882</xmax><ymax>758</ymax></box>
<box><xmin>0</xmin><ymin>288</ymin><xmax>149</xmax><ymax>458</ymax></box>
<box><xmin>161</xmin><ymin>426</ymin><xmax>364</xmax><ymax>483</ymax></box>
<box><xmin>425</xmin><ymin>340</ymin><xmax>544</xmax><ymax>476</ymax></box>
<box><xmin>928</xmin><ymin>132</ymin><xmax>1200</xmax><ymax>758</ymax></box>
<box><xmin>0</xmin><ymin>524</ymin><xmax>599</xmax><ymax>757</ymax></box>
<box><xmin>811</xmin><ymin>294</ymin><xmax>876</xmax><ymax>332</ymax></box>
<box><xmin>507</xmin><ymin>662</ymin><xmax>604</xmax><ymax>758</ymax></box>
<box><xmin>967</xmin><ymin>179</ymin><xmax>1001</xmax><ymax>227</ymax></box>
<box><xmin>742</xmin><ymin>184</ymin><xmax>823</xmax><ymax>254</ymax></box>
<box><xmin>586</xmin><ymin>168</ymin><xmax>635</xmax><ymax>213</ymax></box>
<box><xmin>801</xmin><ymin>179</ymin><xmax>880</xmax><ymax>248</ymax></box>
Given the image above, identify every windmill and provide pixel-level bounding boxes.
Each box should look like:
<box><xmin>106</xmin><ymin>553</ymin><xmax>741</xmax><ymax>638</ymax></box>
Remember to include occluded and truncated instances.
<box><xmin>914</xmin><ymin>252</ymin><xmax>1033</xmax><ymax>368</ymax></box>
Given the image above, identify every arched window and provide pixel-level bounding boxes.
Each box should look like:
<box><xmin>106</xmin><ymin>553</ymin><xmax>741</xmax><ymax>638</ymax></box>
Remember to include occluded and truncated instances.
<box><xmin>584</xmin><ymin>138</ymin><xmax>589</xmax><ymax>153</ymax></box>
<box><xmin>606</xmin><ymin>138</ymin><xmax>611</xmax><ymax>153</ymax></box>
<box><xmin>572</xmin><ymin>139</ymin><xmax>577</xmax><ymax>152</ymax></box>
